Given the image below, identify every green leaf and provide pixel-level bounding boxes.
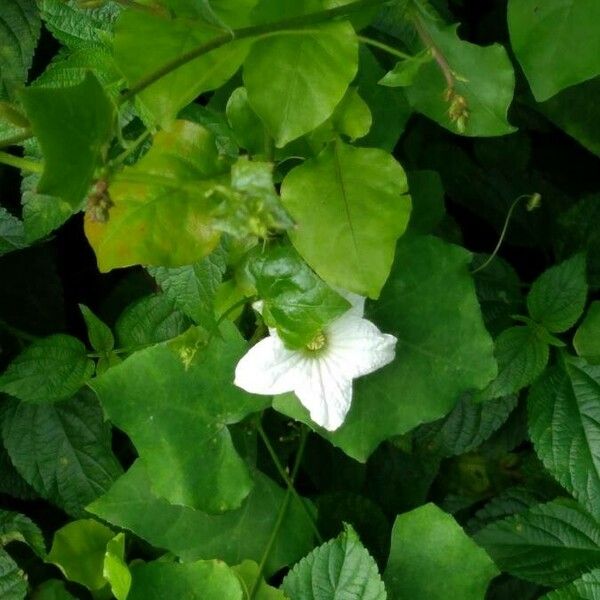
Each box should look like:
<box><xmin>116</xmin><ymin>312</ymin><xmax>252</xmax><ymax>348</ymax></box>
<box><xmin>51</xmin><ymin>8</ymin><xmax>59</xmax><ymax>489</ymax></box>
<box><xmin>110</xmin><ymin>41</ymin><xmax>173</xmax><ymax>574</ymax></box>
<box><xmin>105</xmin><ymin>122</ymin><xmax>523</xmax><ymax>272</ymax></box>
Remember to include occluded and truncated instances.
<box><xmin>406</xmin><ymin>170</ymin><xmax>445</xmax><ymax>235</ymax></box>
<box><xmin>47</xmin><ymin>519</ymin><xmax>115</xmax><ymax>591</ymax></box>
<box><xmin>232</xmin><ymin>560</ymin><xmax>287</xmax><ymax>600</ymax></box>
<box><xmin>527</xmin><ymin>254</ymin><xmax>588</xmax><ymax>333</ymax></box>
<box><xmin>246</xmin><ymin>244</ymin><xmax>349</xmax><ymax>349</ymax></box>
<box><xmin>405</xmin><ymin>21</ymin><xmax>515</xmax><ymax>136</ymax></box>
<box><xmin>226</xmin><ymin>87</ymin><xmax>267</xmax><ymax>156</ymax></box>
<box><xmin>1</xmin><ymin>391</ymin><xmax>123</xmax><ymax>516</ymax></box>
<box><xmin>79</xmin><ymin>304</ymin><xmax>114</xmax><ymax>354</ymax></box>
<box><xmin>379</xmin><ymin>51</ymin><xmax>432</xmax><ymax>88</ymax></box>
<box><xmin>528</xmin><ymin>357</ymin><xmax>600</xmax><ymax>521</ymax></box>
<box><xmin>103</xmin><ymin>533</ymin><xmax>130</xmax><ymax>600</ymax></box>
<box><xmin>331</xmin><ymin>87</ymin><xmax>372</xmax><ymax>141</ymax></box>
<box><xmin>149</xmin><ymin>245</ymin><xmax>228</xmax><ymax>331</ymax></box>
<box><xmin>160</xmin><ymin>0</ymin><xmax>258</xmax><ymax>28</ymax></box>
<box><xmin>114</xmin><ymin>10</ymin><xmax>249</xmax><ymax>127</ymax></box>
<box><xmin>574</xmin><ymin>302</ymin><xmax>600</xmax><ymax>364</ymax></box>
<box><xmin>87</xmin><ymin>460</ymin><xmax>315</xmax><ymax>577</ymax></box>
<box><xmin>243</xmin><ymin>22</ymin><xmax>358</xmax><ymax>147</ymax></box>
<box><xmin>0</xmin><ymin>0</ymin><xmax>41</xmax><ymax>99</ymax></box>
<box><xmin>476</xmin><ymin>499</ymin><xmax>600</xmax><ymax>586</ymax></box>
<box><xmin>115</xmin><ymin>293</ymin><xmax>191</xmax><ymax>348</ymax></box>
<box><xmin>85</xmin><ymin>120</ymin><xmax>228</xmax><ymax>272</ymax></box>
<box><xmin>475</xmin><ymin>326</ymin><xmax>549</xmax><ymax>401</ymax></box>
<box><xmin>280</xmin><ymin>140</ymin><xmax>411</xmax><ymax>298</ymax></box>
<box><xmin>20</xmin><ymin>72</ymin><xmax>114</xmax><ymax>208</ymax></box>
<box><xmin>282</xmin><ymin>524</ymin><xmax>386</xmax><ymax>600</ymax></box>
<box><xmin>128</xmin><ymin>559</ymin><xmax>243</xmax><ymax>600</ymax></box>
<box><xmin>90</xmin><ymin>323</ymin><xmax>268</xmax><ymax>511</ymax></box>
<box><xmin>416</xmin><ymin>393</ymin><xmax>518</xmax><ymax>458</ymax></box>
<box><xmin>0</xmin><ymin>548</ymin><xmax>26</xmax><ymax>600</ymax></box>
<box><xmin>384</xmin><ymin>503</ymin><xmax>499</xmax><ymax>599</ymax></box>
<box><xmin>508</xmin><ymin>0</ymin><xmax>600</xmax><ymax>101</ymax></box>
<box><xmin>0</xmin><ymin>510</ymin><xmax>45</xmax><ymax>557</ymax></box>
<box><xmin>0</xmin><ymin>334</ymin><xmax>94</xmax><ymax>403</ymax></box>
<box><xmin>31</xmin><ymin>579</ymin><xmax>77</xmax><ymax>599</ymax></box>
<box><xmin>275</xmin><ymin>235</ymin><xmax>497</xmax><ymax>461</ymax></box>
<box><xmin>0</xmin><ymin>207</ymin><xmax>26</xmax><ymax>257</ymax></box>
<box><xmin>541</xmin><ymin>568</ymin><xmax>600</xmax><ymax>599</ymax></box>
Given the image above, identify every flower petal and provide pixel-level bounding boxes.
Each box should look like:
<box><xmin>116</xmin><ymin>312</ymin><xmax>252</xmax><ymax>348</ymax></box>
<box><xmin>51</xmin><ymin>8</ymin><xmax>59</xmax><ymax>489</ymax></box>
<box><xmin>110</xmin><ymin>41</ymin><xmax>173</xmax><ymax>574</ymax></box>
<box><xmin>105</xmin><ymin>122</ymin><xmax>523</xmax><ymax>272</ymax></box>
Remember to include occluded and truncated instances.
<box><xmin>234</xmin><ymin>335</ymin><xmax>303</xmax><ymax>395</ymax></box>
<box><xmin>294</xmin><ymin>357</ymin><xmax>353</xmax><ymax>431</ymax></box>
<box><xmin>326</xmin><ymin>314</ymin><xmax>397</xmax><ymax>379</ymax></box>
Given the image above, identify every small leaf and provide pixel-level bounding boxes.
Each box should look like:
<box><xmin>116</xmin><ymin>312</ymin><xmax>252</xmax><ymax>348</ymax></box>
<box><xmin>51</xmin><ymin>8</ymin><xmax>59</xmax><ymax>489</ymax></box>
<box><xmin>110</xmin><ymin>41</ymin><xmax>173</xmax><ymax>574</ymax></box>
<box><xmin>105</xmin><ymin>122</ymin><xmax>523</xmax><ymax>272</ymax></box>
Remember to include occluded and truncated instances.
<box><xmin>331</xmin><ymin>87</ymin><xmax>372</xmax><ymax>141</ymax></box>
<box><xmin>1</xmin><ymin>391</ymin><xmax>123</xmax><ymax>516</ymax></box>
<box><xmin>115</xmin><ymin>293</ymin><xmax>191</xmax><ymax>348</ymax></box>
<box><xmin>281</xmin><ymin>140</ymin><xmax>411</xmax><ymax>298</ymax></box>
<box><xmin>508</xmin><ymin>0</ymin><xmax>600</xmax><ymax>101</ymax></box>
<box><xmin>528</xmin><ymin>357</ymin><xmax>600</xmax><ymax>522</ymax></box>
<box><xmin>0</xmin><ymin>548</ymin><xmax>26</xmax><ymax>600</ymax></box>
<box><xmin>226</xmin><ymin>87</ymin><xmax>266</xmax><ymax>156</ymax></box>
<box><xmin>0</xmin><ymin>510</ymin><xmax>45</xmax><ymax>557</ymax></box>
<box><xmin>527</xmin><ymin>254</ymin><xmax>587</xmax><ymax>333</ymax></box>
<box><xmin>541</xmin><ymin>568</ymin><xmax>600</xmax><ymax>599</ymax></box>
<box><xmin>0</xmin><ymin>334</ymin><xmax>94</xmax><ymax>403</ymax></box>
<box><xmin>244</xmin><ymin>22</ymin><xmax>358</xmax><ymax>147</ymax></box>
<box><xmin>232</xmin><ymin>561</ymin><xmax>286</xmax><ymax>600</ymax></box>
<box><xmin>31</xmin><ymin>579</ymin><xmax>77</xmax><ymax>599</ymax></box>
<box><xmin>476</xmin><ymin>499</ymin><xmax>600</xmax><ymax>586</ymax></box>
<box><xmin>282</xmin><ymin>524</ymin><xmax>386</xmax><ymax>600</ymax></box>
<box><xmin>379</xmin><ymin>51</ymin><xmax>432</xmax><ymax>88</ymax></box>
<box><xmin>246</xmin><ymin>244</ymin><xmax>350</xmax><ymax>349</ymax></box>
<box><xmin>87</xmin><ymin>460</ymin><xmax>315</xmax><ymax>577</ymax></box>
<box><xmin>0</xmin><ymin>207</ymin><xmax>27</xmax><ymax>257</ymax></box>
<box><xmin>47</xmin><ymin>519</ymin><xmax>115</xmax><ymax>591</ymax></box>
<box><xmin>85</xmin><ymin>120</ymin><xmax>228</xmax><ymax>272</ymax></box>
<box><xmin>128</xmin><ymin>559</ymin><xmax>243</xmax><ymax>600</ymax></box>
<box><xmin>79</xmin><ymin>304</ymin><xmax>114</xmax><ymax>353</ymax></box>
<box><xmin>20</xmin><ymin>72</ymin><xmax>115</xmax><ymax>207</ymax></box>
<box><xmin>90</xmin><ymin>323</ymin><xmax>268</xmax><ymax>511</ymax></box>
<box><xmin>475</xmin><ymin>326</ymin><xmax>549</xmax><ymax>401</ymax></box>
<box><xmin>384</xmin><ymin>503</ymin><xmax>499</xmax><ymax>599</ymax></box>
<box><xmin>574</xmin><ymin>301</ymin><xmax>600</xmax><ymax>364</ymax></box>
<box><xmin>103</xmin><ymin>533</ymin><xmax>130</xmax><ymax>600</ymax></box>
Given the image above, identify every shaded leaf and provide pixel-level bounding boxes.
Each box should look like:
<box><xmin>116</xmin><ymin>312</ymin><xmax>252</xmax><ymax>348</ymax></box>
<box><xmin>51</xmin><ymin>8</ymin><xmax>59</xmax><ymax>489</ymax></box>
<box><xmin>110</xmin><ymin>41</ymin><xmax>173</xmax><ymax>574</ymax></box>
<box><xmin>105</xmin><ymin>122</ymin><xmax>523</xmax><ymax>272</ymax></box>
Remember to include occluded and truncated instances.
<box><xmin>79</xmin><ymin>304</ymin><xmax>114</xmax><ymax>353</ymax></box>
<box><xmin>0</xmin><ymin>510</ymin><xmax>45</xmax><ymax>557</ymax></box>
<box><xmin>574</xmin><ymin>302</ymin><xmax>600</xmax><ymax>364</ymax></box>
<box><xmin>0</xmin><ymin>207</ymin><xmax>26</xmax><ymax>257</ymax></box>
<box><xmin>0</xmin><ymin>549</ymin><xmax>26</xmax><ymax>600</ymax></box>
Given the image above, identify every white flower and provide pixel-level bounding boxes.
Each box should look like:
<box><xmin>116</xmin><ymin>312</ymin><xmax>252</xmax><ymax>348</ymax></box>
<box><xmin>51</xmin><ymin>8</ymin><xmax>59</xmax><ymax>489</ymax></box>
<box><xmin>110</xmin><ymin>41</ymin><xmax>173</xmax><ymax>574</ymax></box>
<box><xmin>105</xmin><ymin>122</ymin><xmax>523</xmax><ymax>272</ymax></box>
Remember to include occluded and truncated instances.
<box><xmin>234</xmin><ymin>292</ymin><xmax>397</xmax><ymax>431</ymax></box>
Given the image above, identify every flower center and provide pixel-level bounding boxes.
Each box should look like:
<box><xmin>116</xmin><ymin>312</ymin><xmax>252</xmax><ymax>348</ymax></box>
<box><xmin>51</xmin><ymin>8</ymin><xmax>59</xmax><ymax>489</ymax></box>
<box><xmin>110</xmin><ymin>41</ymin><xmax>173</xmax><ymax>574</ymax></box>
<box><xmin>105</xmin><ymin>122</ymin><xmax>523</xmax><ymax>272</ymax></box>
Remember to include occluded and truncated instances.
<box><xmin>305</xmin><ymin>331</ymin><xmax>327</xmax><ymax>352</ymax></box>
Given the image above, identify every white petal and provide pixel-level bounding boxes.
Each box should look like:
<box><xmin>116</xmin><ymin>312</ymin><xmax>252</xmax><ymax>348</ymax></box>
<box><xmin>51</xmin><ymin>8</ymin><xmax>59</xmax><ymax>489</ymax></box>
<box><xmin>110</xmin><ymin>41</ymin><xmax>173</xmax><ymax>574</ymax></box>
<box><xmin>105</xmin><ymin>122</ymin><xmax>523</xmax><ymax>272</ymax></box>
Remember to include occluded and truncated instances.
<box><xmin>234</xmin><ymin>335</ymin><xmax>304</xmax><ymax>395</ymax></box>
<box><xmin>326</xmin><ymin>314</ymin><xmax>397</xmax><ymax>379</ymax></box>
<box><xmin>294</xmin><ymin>356</ymin><xmax>353</xmax><ymax>431</ymax></box>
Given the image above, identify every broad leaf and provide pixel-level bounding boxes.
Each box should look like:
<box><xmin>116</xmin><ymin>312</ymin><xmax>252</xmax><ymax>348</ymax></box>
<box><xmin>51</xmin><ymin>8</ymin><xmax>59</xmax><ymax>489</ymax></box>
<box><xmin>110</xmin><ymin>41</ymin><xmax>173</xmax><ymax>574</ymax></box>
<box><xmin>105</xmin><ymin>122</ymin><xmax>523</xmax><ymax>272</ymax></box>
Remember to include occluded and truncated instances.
<box><xmin>0</xmin><ymin>510</ymin><xmax>45</xmax><ymax>557</ymax></box>
<box><xmin>0</xmin><ymin>0</ymin><xmax>41</xmax><ymax>99</ymax></box>
<box><xmin>475</xmin><ymin>326</ymin><xmax>549</xmax><ymax>401</ymax></box>
<box><xmin>115</xmin><ymin>293</ymin><xmax>191</xmax><ymax>348</ymax></box>
<box><xmin>47</xmin><ymin>519</ymin><xmax>115</xmax><ymax>591</ymax></box>
<box><xmin>114</xmin><ymin>10</ymin><xmax>249</xmax><ymax>126</ymax></box>
<box><xmin>384</xmin><ymin>503</ymin><xmax>498</xmax><ymax>599</ymax></box>
<box><xmin>149</xmin><ymin>244</ymin><xmax>228</xmax><ymax>331</ymax></box>
<box><xmin>574</xmin><ymin>302</ymin><xmax>600</xmax><ymax>364</ymax></box>
<box><xmin>542</xmin><ymin>568</ymin><xmax>600</xmax><ymax>599</ymax></box>
<box><xmin>0</xmin><ymin>334</ymin><xmax>94</xmax><ymax>403</ymax></box>
<box><xmin>405</xmin><ymin>21</ymin><xmax>515</xmax><ymax>136</ymax></box>
<box><xmin>128</xmin><ymin>560</ymin><xmax>242</xmax><ymax>600</ymax></box>
<box><xmin>528</xmin><ymin>357</ymin><xmax>600</xmax><ymax>521</ymax></box>
<box><xmin>0</xmin><ymin>207</ymin><xmax>26</xmax><ymax>257</ymax></box>
<box><xmin>90</xmin><ymin>323</ymin><xmax>268</xmax><ymax>511</ymax></box>
<box><xmin>246</xmin><ymin>244</ymin><xmax>350</xmax><ymax>349</ymax></box>
<box><xmin>527</xmin><ymin>254</ymin><xmax>587</xmax><ymax>333</ymax></box>
<box><xmin>275</xmin><ymin>235</ymin><xmax>497</xmax><ymax>461</ymax></box>
<box><xmin>282</xmin><ymin>524</ymin><xmax>386</xmax><ymax>600</ymax></box>
<box><xmin>476</xmin><ymin>499</ymin><xmax>600</xmax><ymax>586</ymax></box>
<box><xmin>508</xmin><ymin>0</ymin><xmax>600</xmax><ymax>101</ymax></box>
<box><xmin>85</xmin><ymin>120</ymin><xmax>228</xmax><ymax>272</ymax></box>
<box><xmin>20</xmin><ymin>72</ymin><xmax>115</xmax><ymax>207</ymax></box>
<box><xmin>0</xmin><ymin>549</ymin><xmax>26</xmax><ymax>600</ymax></box>
<box><xmin>244</xmin><ymin>22</ymin><xmax>358</xmax><ymax>147</ymax></box>
<box><xmin>1</xmin><ymin>391</ymin><xmax>123</xmax><ymax>516</ymax></box>
<box><xmin>87</xmin><ymin>460</ymin><xmax>315</xmax><ymax>577</ymax></box>
<box><xmin>281</xmin><ymin>140</ymin><xmax>411</xmax><ymax>298</ymax></box>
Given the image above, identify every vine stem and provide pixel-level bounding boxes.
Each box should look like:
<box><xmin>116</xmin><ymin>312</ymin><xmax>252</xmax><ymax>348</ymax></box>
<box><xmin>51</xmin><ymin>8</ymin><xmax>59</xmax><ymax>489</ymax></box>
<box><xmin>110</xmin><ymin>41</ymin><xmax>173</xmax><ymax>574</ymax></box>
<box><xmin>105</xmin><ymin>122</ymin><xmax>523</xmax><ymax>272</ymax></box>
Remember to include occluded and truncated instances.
<box><xmin>412</xmin><ymin>13</ymin><xmax>454</xmax><ymax>89</ymax></box>
<box><xmin>257</xmin><ymin>422</ymin><xmax>323</xmax><ymax>544</ymax></box>
<box><xmin>356</xmin><ymin>35</ymin><xmax>413</xmax><ymax>60</ymax></box>
<box><xmin>0</xmin><ymin>151</ymin><xmax>42</xmax><ymax>173</ymax></box>
<box><xmin>249</xmin><ymin>427</ymin><xmax>309</xmax><ymax>599</ymax></box>
<box><xmin>118</xmin><ymin>0</ymin><xmax>388</xmax><ymax>104</ymax></box>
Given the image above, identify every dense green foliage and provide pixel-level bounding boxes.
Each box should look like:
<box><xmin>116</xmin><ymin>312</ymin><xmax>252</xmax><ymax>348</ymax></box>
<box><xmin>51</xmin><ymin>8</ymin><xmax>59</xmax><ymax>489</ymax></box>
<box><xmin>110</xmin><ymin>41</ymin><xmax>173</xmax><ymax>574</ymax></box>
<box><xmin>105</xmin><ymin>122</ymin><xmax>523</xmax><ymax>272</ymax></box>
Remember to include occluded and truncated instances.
<box><xmin>0</xmin><ymin>0</ymin><xmax>599</xmax><ymax>598</ymax></box>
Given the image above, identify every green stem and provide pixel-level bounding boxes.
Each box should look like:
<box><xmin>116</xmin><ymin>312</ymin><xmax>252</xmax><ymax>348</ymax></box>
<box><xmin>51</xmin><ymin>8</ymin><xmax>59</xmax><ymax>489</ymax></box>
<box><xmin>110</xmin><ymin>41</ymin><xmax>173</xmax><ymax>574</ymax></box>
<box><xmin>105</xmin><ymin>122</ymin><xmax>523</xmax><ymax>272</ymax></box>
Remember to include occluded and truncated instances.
<box><xmin>0</xmin><ymin>130</ymin><xmax>33</xmax><ymax>149</ymax></box>
<box><xmin>412</xmin><ymin>13</ymin><xmax>454</xmax><ymax>89</ymax></box>
<box><xmin>0</xmin><ymin>319</ymin><xmax>39</xmax><ymax>343</ymax></box>
<box><xmin>119</xmin><ymin>0</ymin><xmax>387</xmax><ymax>104</ymax></box>
<box><xmin>0</xmin><ymin>150</ymin><xmax>42</xmax><ymax>173</ymax></box>
<box><xmin>249</xmin><ymin>427</ymin><xmax>309</xmax><ymax>599</ymax></box>
<box><xmin>356</xmin><ymin>35</ymin><xmax>413</xmax><ymax>60</ymax></box>
<box><xmin>109</xmin><ymin>129</ymin><xmax>152</xmax><ymax>170</ymax></box>
<box><xmin>257</xmin><ymin>422</ymin><xmax>323</xmax><ymax>544</ymax></box>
